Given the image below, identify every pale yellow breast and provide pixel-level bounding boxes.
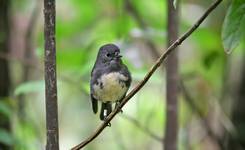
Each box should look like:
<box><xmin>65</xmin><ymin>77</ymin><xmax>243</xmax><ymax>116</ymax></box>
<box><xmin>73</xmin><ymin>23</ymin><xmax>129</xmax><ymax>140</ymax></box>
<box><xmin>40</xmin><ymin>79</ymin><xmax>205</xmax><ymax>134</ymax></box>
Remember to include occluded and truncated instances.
<box><xmin>93</xmin><ymin>72</ymin><xmax>128</xmax><ymax>102</ymax></box>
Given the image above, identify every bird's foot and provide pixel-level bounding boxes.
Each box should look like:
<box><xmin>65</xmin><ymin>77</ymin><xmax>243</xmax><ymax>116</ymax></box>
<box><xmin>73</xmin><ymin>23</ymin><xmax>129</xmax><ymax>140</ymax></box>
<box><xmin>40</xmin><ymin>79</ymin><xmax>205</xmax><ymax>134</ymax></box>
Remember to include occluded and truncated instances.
<box><xmin>107</xmin><ymin>122</ymin><xmax>111</xmax><ymax>127</ymax></box>
<box><xmin>115</xmin><ymin>102</ymin><xmax>123</xmax><ymax>113</ymax></box>
<box><xmin>103</xmin><ymin>117</ymin><xmax>111</xmax><ymax>127</ymax></box>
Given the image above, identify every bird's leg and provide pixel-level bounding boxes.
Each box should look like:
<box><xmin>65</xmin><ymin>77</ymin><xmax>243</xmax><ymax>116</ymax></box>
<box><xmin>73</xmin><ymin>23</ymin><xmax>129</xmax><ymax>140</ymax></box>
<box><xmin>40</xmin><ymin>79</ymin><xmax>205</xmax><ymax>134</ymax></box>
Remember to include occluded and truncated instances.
<box><xmin>115</xmin><ymin>100</ymin><xmax>123</xmax><ymax>113</ymax></box>
<box><xmin>100</xmin><ymin>102</ymin><xmax>112</xmax><ymax>127</ymax></box>
<box><xmin>105</xmin><ymin>102</ymin><xmax>112</xmax><ymax>126</ymax></box>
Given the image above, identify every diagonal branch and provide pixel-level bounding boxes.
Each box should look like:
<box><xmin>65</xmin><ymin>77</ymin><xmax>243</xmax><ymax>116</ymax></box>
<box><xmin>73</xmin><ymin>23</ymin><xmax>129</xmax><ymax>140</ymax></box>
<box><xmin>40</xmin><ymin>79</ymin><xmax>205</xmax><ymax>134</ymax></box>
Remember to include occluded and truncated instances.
<box><xmin>71</xmin><ymin>0</ymin><xmax>223</xmax><ymax>149</ymax></box>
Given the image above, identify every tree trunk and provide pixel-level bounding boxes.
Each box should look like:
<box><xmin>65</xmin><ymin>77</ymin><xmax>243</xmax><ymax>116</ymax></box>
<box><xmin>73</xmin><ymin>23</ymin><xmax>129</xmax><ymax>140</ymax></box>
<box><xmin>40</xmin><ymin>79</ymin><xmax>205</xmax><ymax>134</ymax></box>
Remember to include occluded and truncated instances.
<box><xmin>44</xmin><ymin>0</ymin><xmax>59</xmax><ymax>149</ymax></box>
<box><xmin>164</xmin><ymin>0</ymin><xmax>179</xmax><ymax>150</ymax></box>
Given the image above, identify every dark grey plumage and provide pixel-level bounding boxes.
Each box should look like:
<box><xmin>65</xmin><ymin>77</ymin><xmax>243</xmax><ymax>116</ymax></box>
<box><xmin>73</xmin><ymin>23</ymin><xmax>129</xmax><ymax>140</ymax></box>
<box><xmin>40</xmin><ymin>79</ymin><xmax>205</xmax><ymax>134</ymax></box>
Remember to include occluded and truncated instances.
<box><xmin>90</xmin><ymin>44</ymin><xmax>131</xmax><ymax>120</ymax></box>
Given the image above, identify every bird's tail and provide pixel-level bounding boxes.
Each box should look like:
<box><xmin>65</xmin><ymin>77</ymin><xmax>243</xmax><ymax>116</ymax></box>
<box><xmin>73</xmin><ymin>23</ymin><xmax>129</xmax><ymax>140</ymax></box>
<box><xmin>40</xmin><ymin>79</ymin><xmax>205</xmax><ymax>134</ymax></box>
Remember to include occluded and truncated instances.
<box><xmin>100</xmin><ymin>102</ymin><xmax>112</xmax><ymax>120</ymax></box>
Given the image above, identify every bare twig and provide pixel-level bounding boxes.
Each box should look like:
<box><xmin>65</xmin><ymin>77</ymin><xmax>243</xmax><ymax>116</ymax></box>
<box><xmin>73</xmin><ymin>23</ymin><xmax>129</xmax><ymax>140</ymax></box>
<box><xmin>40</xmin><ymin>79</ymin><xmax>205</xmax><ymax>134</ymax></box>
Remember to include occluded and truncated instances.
<box><xmin>44</xmin><ymin>0</ymin><xmax>59</xmax><ymax>149</ymax></box>
<box><xmin>0</xmin><ymin>49</ymin><xmax>162</xmax><ymax>144</ymax></box>
<box><xmin>125</xmin><ymin>1</ymin><xmax>222</xmax><ymax>148</ymax></box>
<box><xmin>71</xmin><ymin>0</ymin><xmax>223</xmax><ymax>149</ymax></box>
<box><xmin>121</xmin><ymin>114</ymin><xmax>163</xmax><ymax>142</ymax></box>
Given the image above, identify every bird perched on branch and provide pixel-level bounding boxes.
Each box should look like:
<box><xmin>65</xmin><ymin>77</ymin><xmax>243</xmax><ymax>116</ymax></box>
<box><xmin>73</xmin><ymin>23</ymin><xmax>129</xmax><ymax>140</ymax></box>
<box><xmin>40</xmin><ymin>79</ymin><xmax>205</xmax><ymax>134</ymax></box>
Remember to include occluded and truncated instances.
<box><xmin>90</xmin><ymin>44</ymin><xmax>131</xmax><ymax>121</ymax></box>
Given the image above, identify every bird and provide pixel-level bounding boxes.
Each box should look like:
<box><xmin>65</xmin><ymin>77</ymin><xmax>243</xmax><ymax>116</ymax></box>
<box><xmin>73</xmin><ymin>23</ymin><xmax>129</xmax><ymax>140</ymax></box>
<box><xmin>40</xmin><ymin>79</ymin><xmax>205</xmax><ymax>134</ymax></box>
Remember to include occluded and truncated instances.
<box><xmin>90</xmin><ymin>43</ymin><xmax>131</xmax><ymax>121</ymax></box>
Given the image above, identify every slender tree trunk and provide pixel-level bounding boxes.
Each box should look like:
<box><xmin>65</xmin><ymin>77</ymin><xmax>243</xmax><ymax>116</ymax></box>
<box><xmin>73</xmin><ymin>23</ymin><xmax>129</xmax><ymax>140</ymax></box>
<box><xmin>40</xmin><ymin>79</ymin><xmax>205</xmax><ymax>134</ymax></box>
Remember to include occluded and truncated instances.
<box><xmin>18</xmin><ymin>0</ymin><xmax>40</xmax><ymax>121</ymax></box>
<box><xmin>0</xmin><ymin>0</ymin><xmax>11</xmax><ymax>149</ymax></box>
<box><xmin>164</xmin><ymin>0</ymin><xmax>179</xmax><ymax>150</ymax></box>
<box><xmin>44</xmin><ymin>0</ymin><xmax>59</xmax><ymax>149</ymax></box>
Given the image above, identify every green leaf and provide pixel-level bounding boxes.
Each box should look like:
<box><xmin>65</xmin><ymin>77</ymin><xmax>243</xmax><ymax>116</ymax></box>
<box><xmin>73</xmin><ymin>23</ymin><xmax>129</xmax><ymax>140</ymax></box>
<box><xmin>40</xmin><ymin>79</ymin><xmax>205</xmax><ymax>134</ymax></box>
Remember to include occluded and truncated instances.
<box><xmin>14</xmin><ymin>80</ymin><xmax>45</xmax><ymax>96</ymax></box>
<box><xmin>222</xmin><ymin>0</ymin><xmax>245</xmax><ymax>53</ymax></box>
<box><xmin>0</xmin><ymin>129</ymin><xmax>14</xmax><ymax>146</ymax></box>
<box><xmin>0</xmin><ymin>101</ymin><xmax>12</xmax><ymax>118</ymax></box>
<box><xmin>173</xmin><ymin>0</ymin><xmax>178</xmax><ymax>9</ymax></box>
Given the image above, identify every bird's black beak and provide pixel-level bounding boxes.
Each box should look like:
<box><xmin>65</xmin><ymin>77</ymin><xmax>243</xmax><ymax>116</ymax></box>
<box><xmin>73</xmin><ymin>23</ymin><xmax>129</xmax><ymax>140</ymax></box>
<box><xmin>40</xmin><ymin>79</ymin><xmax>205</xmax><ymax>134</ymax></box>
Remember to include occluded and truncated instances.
<box><xmin>116</xmin><ymin>55</ymin><xmax>122</xmax><ymax>59</ymax></box>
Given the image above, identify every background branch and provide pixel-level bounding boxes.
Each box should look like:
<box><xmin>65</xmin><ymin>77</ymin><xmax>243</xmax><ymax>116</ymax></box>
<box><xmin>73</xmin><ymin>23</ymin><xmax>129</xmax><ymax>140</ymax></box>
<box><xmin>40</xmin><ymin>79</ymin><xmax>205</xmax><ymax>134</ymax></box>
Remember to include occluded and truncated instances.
<box><xmin>180</xmin><ymin>80</ymin><xmax>224</xmax><ymax>149</ymax></box>
<box><xmin>18</xmin><ymin>0</ymin><xmax>41</xmax><ymax>120</ymax></box>
<box><xmin>164</xmin><ymin>0</ymin><xmax>179</xmax><ymax>149</ymax></box>
<box><xmin>71</xmin><ymin>0</ymin><xmax>223</xmax><ymax>149</ymax></box>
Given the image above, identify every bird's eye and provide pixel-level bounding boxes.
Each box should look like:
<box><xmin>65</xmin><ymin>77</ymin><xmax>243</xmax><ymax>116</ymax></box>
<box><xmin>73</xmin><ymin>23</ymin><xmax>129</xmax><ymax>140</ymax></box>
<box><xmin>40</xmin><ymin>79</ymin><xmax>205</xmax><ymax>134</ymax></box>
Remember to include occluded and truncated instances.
<box><xmin>106</xmin><ymin>53</ymin><xmax>111</xmax><ymax>57</ymax></box>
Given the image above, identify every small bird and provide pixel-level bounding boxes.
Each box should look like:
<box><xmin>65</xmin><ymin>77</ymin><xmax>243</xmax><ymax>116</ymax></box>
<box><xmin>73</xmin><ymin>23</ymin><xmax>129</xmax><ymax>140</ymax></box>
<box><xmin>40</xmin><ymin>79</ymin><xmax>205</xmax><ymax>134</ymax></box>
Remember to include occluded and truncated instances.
<box><xmin>90</xmin><ymin>44</ymin><xmax>131</xmax><ymax>121</ymax></box>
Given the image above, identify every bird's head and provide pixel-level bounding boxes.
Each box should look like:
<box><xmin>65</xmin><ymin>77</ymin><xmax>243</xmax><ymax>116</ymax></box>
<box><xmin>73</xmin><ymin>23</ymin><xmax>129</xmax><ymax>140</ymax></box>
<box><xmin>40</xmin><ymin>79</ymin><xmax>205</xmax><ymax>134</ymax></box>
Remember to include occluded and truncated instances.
<box><xmin>97</xmin><ymin>44</ymin><xmax>122</xmax><ymax>65</ymax></box>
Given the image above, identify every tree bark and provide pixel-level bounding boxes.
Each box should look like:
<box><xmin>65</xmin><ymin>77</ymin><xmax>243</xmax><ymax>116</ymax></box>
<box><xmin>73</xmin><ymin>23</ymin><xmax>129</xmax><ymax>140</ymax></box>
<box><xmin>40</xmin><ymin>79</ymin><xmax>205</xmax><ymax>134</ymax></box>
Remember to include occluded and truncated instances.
<box><xmin>0</xmin><ymin>0</ymin><xmax>11</xmax><ymax>149</ymax></box>
<box><xmin>164</xmin><ymin>0</ymin><xmax>179</xmax><ymax>150</ymax></box>
<box><xmin>44</xmin><ymin>0</ymin><xmax>59</xmax><ymax>149</ymax></box>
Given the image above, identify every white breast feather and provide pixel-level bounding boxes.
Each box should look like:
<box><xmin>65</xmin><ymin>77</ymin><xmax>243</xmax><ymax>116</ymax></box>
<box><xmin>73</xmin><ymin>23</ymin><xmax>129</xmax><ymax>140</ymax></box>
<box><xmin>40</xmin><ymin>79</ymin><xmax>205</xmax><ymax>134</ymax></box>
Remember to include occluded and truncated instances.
<box><xmin>93</xmin><ymin>72</ymin><xmax>128</xmax><ymax>102</ymax></box>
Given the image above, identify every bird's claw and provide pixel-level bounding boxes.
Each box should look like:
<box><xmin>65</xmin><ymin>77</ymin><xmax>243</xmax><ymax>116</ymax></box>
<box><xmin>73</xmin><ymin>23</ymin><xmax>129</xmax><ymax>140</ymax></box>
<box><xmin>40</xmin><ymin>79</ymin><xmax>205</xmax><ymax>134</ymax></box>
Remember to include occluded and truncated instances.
<box><xmin>104</xmin><ymin>119</ymin><xmax>111</xmax><ymax>127</ymax></box>
<box><xmin>115</xmin><ymin>102</ymin><xmax>123</xmax><ymax>113</ymax></box>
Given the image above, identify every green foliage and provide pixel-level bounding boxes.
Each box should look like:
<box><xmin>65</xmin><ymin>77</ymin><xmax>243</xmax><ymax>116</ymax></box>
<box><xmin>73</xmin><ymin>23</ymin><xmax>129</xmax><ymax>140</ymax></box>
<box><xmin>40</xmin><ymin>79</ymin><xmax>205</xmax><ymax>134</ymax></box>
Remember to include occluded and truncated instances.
<box><xmin>14</xmin><ymin>80</ymin><xmax>44</xmax><ymax>96</ymax></box>
<box><xmin>0</xmin><ymin>99</ymin><xmax>13</xmax><ymax>146</ymax></box>
<box><xmin>0</xmin><ymin>128</ymin><xmax>14</xmax><ymax>146</ymax></box>
<box><xmin>56</xmin><ymin>49</ymin><xmax>89</xmax><ymax>70</ymax></box>
<box><xmin>9</xmin><ymin>0</ymin><xmax>242</xmax><ymax>149</ymax></box>
<box><xmin>135</xmin><ymin>0</ymin><xmax>166</xmax><ymax>29</ymax></box>
<box><xmin>173</xmin><ymin>0</ymin><xmax>178</xmax><ymax>9</ymax></box>
<box><xmin>13</xmin><ymin>119</ymin><xmax>40</xmax><ymax>150</ymax></box>
<box><xmin>222</xmin><ymin>0</ymin><xmax>245</xmax><ymax>53</ymax></box>
<box><xmin>0</xmin><ymin>100</ymin><xmax>12</xmax><ymax>119</ymax></box>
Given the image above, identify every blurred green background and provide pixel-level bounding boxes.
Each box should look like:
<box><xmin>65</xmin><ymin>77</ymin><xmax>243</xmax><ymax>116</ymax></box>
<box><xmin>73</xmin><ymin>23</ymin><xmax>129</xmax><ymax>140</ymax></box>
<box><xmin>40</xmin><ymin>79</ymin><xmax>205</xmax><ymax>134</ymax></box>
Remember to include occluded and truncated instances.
<box><xmin>0</xmin><ymin>0</ymin><xmax>245</xmax><ymax>150</ymax></box>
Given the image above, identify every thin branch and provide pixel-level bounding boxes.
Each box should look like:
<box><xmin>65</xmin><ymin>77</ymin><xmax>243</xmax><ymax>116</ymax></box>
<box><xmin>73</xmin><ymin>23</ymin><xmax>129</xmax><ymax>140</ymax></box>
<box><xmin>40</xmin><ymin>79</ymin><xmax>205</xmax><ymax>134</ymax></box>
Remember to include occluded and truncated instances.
<box><xmin>121</xmin><ymin>114</ymin><xmax>163</xmax><ymax>142</ymax></box>
<box><xmin>125</xmin><ymin>1</ymin><xmax>222</xmax><ymax>147</ymax></box>
<box><xmin>71</xmin><ymin>0</ymin><xmax>223</xmax><ymax>149</ymax></box>
<box><xmin>17</xmin><ymin>39</ymin><xmax>158</xmax><ymax>145</ymax></box>
<box><xmin>44</xmin><ymin>0</ymin><xmax>59</xmax><ymax>149</ymax></box>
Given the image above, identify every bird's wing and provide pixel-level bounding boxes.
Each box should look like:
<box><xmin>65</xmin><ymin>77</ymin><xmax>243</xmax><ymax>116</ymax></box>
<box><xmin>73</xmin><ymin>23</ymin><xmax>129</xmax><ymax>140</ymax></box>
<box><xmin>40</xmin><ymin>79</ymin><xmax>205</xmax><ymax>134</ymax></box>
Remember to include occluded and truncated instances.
<box><xmin>120</xmin><ymin>64</ymin><xmax>132</xmax><ymax>87</ymax></box>
<box><xmin>90</xmin><ymin>94</ymin><xmax>98</xmax><ymax>114</ymax></box>
<box><xmin>90</xmin><ymin>67</ymin><xmax>104</xmax><ymax>114</ymax></box>
<box><xmin>90</xmin><ymin>67</ymin><xmax>100</xmax><ymax>114</ymax></box>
